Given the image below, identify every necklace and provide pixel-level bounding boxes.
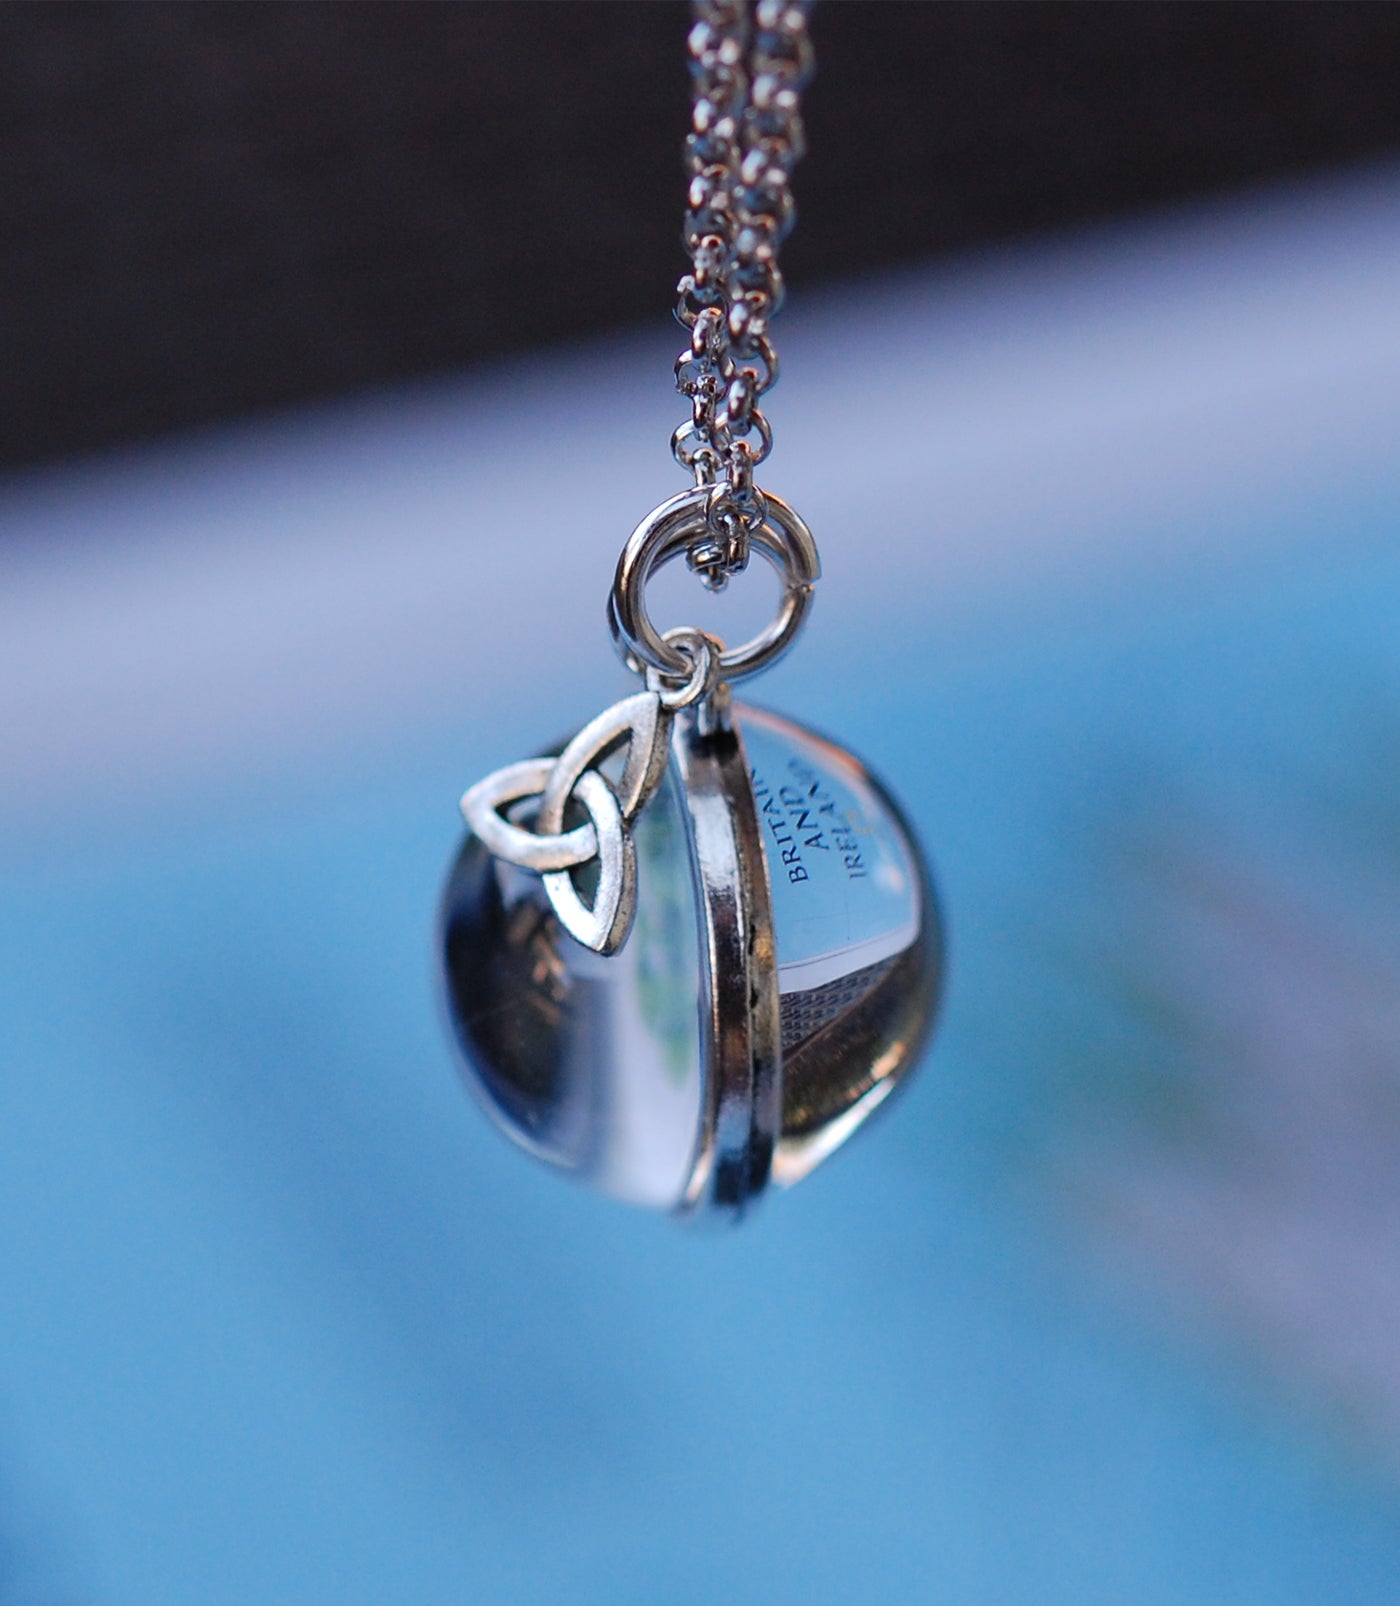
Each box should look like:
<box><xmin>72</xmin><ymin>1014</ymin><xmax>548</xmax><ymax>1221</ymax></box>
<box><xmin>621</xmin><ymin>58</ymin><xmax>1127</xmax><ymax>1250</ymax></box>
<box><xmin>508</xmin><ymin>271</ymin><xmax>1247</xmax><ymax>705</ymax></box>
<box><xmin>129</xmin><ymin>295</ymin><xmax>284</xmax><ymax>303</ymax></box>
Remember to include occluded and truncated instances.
<box><xmin>440</xmin><ymin>0</ymin><xmax>943</xmax><ymax>1218</ymax></box>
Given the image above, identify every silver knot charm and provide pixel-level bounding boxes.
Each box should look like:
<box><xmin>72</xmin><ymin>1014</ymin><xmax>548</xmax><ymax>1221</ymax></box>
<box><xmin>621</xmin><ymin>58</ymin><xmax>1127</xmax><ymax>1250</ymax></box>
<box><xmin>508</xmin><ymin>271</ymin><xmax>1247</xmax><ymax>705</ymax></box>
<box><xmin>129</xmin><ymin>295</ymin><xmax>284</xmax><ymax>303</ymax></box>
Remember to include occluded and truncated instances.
<box><xmin>459</xmin><ymin>691</ymin><xmax>675</xmax><ymax>956</ymax></box>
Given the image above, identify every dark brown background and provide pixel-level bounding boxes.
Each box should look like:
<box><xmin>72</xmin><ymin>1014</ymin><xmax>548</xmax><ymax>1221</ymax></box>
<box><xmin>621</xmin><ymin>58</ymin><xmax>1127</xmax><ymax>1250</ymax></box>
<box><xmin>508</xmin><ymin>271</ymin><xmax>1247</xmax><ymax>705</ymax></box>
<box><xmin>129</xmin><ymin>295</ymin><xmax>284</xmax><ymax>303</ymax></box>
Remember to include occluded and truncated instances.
<box><xmin>4</xmin><ymin>0</ymin><xmax>1400</xmax><ymax>470</ymax></box>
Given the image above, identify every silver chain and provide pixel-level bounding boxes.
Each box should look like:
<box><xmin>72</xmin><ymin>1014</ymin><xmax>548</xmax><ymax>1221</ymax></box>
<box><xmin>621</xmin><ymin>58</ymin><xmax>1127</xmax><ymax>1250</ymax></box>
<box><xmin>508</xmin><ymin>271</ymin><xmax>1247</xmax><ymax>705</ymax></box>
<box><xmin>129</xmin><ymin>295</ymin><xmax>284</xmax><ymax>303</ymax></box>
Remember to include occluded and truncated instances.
<box><xmin>672</xmin><ymin>0</ymin><xmax>814</xmax><ymax>590</ymax></box>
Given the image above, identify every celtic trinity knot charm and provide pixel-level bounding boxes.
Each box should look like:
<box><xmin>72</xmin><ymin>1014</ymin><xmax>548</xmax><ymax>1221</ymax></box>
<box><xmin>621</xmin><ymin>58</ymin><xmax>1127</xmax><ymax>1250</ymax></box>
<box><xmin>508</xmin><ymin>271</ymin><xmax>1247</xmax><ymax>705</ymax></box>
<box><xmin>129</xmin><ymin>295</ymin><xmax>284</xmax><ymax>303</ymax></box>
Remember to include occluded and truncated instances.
<box><xmin>459</xmin><ymin>691</ymin><xmax>674</xmax><ymax>956</ymax></box>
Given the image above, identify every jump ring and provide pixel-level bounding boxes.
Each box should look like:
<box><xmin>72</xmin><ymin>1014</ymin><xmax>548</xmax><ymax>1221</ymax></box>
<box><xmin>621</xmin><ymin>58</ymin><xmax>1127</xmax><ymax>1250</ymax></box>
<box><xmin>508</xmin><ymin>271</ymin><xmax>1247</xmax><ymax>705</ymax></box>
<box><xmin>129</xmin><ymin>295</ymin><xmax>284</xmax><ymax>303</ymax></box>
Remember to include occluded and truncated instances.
<box><xmin>609</xmin><ymin>484</ymin><xmax>820</xmax><ymax>682</ymax></box>
<box><xmin>645</xmin><ymin>627</ymin><xmax>725</xmax><ymax>711</ymax></box>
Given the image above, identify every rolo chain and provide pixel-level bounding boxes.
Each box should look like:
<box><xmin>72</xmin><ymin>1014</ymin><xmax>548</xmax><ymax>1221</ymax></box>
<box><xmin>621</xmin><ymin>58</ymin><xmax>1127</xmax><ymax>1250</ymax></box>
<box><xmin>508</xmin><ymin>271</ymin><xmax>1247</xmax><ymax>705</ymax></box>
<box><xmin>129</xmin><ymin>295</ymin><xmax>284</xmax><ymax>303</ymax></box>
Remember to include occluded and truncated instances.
<box><xmin>672</xmin><ymin>0</ymin><xmax>814</xmax><ymax>590</ymax></box>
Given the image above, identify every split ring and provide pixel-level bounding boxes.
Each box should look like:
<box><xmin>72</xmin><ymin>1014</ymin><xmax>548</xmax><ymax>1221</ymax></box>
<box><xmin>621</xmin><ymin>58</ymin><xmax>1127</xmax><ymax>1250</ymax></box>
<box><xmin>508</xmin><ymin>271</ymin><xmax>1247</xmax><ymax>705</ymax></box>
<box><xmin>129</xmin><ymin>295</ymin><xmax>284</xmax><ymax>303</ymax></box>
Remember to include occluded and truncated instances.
<box><xmin>609</xmin><ymin>485</ymin><xmax>820</xmax><ymax>682</ymax></box>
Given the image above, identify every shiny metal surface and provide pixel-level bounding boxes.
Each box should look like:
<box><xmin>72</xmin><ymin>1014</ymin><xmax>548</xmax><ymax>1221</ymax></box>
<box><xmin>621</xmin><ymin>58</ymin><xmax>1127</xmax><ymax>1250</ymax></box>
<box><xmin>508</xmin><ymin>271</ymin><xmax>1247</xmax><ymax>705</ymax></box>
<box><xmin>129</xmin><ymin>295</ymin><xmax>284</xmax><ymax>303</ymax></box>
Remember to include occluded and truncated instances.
<box><xmin>440</xmin><ymin>701</ymin><xmax>941</xmax><ymax>1217</ymax></box>
<box><xmin>460</xmin><ymin>687</ymin><xmax>686</xmax><ymax>956</ymax></box>
<box><xmin>671</xmin><ymin>694</ymin><xmax>781</xmax><ymax>1213</ymax></box>
<box><xmin>443</xmin><ymin>5</ymin><xmax>930</xmax><ymax>1219</ymax></box>
<box><xmin>673</xmin><ymin>0</ymin><xmax>815</xmax><ymax>583</ymax></box>
<box><xmin>609</xmin><ymin>483</ymin><xmax>820</xmax><ymax>681</ymax></box>
<box><xmin>459</xmin><ymin>691</ymin><xmax>672</xmax><ymax>956</ymax></box>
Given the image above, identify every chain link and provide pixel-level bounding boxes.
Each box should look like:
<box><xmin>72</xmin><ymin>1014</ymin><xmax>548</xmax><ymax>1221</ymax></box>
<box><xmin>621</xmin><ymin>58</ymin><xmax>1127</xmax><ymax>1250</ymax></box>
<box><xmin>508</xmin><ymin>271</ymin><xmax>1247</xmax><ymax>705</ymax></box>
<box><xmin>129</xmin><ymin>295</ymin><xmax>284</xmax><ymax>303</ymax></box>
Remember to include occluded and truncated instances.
<box><xmin>673</xmin><ymin>0</ymin><xmax>814</xmax><ymax>590</ymax></box>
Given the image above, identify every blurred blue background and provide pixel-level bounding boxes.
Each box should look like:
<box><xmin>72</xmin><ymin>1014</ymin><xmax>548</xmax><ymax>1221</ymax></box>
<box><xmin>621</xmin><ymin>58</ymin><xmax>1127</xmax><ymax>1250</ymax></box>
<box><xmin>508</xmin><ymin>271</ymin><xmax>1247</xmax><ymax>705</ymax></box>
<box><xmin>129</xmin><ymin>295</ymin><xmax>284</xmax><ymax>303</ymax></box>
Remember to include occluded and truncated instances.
<box><xmin>4</xmin><ymin>153</ymin><xmax>1400</xmax><ymax>1601</ymax></box>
